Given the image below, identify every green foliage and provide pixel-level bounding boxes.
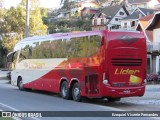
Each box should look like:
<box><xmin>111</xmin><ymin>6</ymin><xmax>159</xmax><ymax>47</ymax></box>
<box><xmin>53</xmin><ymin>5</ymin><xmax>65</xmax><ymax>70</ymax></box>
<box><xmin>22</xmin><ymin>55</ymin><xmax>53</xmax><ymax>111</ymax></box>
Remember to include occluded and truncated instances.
<box><xmin>29</xmin><ymin>8</ymin><xmax>48</xmax><ymax>35</ymax></box>
<box><xmin>2</xmin><ymin>36</ymin><xmax>19</xmax><ymax>52</ymax></box>
<box><xmin>0</xmin><ymin>6</ymin><xmax>26</xmax><ymax>54</ymax></box>
<box><xmin>20</xmin><ymin>0</ymin><xmax>40</xmax><ymax>8</ymax></box>
<box><xmin>48</xmin><ymin>19</ymin><xmax>91</xmax><ymax>34</ymax></box>
<box><xmin>0</xmin><ymin>0</ymin><xmax>48</xmax><ymax>67</ymax></box>
<box><xmin>5</xmin><ymin>6</ymin><xmax>26</xmax><ymax>36</ymax></box>
<box><xmin>61</xmin><ymin>0</ymin><xmax>75</xmax><ymax>10</ymax></box>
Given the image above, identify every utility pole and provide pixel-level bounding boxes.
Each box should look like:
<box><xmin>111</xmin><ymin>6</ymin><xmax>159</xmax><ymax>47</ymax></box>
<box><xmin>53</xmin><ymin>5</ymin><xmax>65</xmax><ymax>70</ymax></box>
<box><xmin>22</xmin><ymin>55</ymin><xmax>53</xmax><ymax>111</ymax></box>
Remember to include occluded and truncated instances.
<box><xmin>25</xmin><ymin>0</ymin><xmax>29</xmax><ymax>38</ymax></box>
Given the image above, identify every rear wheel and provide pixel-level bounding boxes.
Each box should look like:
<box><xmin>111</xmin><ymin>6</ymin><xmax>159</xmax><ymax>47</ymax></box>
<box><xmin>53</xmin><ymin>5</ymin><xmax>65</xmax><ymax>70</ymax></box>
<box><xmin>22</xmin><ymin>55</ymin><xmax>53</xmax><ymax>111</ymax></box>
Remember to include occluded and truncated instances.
<box><xmin>60</xmin><ymin>81</ymin><xmax>71</xmax><ymax>100</ymax></box>
<box><xmin>17</xmin><ymin>77</ymin><xmax>24</xmax><ymax>91</ymax></box>
<box><xmin>72</xmin><ymin>82</ymin><xmax>81</xmax><ymax>102</ymax></box>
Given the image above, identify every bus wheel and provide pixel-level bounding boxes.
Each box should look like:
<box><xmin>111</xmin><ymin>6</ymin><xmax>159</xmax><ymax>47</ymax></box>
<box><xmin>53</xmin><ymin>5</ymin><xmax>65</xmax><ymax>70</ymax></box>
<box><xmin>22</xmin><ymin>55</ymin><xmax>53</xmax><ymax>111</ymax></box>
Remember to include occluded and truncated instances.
<box><xmin>17</xmin><ymin>77</ymin><xmax>24</xmax><ymax>91</ymax></box>
<box><xmin>72</xmin><ymin>82</ymin><xmax>81</xmax><ymax>102</ymax></box>
<box><xmin>60</xmin><ymin>81</ymin><xmax>71</xmax><ymax>100</ymax></box>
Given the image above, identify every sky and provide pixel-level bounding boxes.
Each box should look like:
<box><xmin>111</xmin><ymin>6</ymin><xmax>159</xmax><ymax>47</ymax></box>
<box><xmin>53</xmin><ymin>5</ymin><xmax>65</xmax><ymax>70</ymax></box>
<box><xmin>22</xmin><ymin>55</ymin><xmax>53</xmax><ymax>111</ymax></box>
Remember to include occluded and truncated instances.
<box><xmin>3</xmin><ymin>0</ymin><xmax>61</xmax><ymax>9</ymax></box>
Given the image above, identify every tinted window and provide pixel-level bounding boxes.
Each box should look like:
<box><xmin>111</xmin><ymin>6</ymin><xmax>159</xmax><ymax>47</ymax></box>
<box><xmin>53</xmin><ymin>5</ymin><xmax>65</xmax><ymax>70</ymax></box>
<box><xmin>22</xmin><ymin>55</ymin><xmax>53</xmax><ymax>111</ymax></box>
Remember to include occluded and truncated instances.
<box><xmin>66</xmin><ymin>35</ymin><xmax>101</xmax><ymax>58</ymax></box>
<box><xmin>19</xmin><ymin>45</ymin><xmax>31</xmax><ymax>62</ymax></box>
<box><xmin>18</xmin><ymin>35</ymin><xmax>101</xmax><ymax>60</ymax></box>
<box><xmin>40</xmin><ymin>41</ymin><xmax>51</xmax><ymax>58</ymax></box>
<box><xmin>50</xmin><ymin>39</ymin><xmax>66</xmax><ymax>58</ymax></box>
<box><xmin>31</xmin><ymin>42</ymin><xmax>41</xmax><ymax>59</ymax></box>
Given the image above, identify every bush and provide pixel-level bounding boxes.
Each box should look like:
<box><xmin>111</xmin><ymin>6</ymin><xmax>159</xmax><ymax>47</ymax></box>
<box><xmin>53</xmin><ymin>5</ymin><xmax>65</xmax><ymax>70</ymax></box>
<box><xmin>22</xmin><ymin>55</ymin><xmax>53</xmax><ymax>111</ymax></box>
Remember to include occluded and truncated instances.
<box><xmin>147</xmin><ymin>74</ymin><xmax>158</xmax><ymax>81</ymax></box>
<box><xmin>146</xmin><ymin>74</ymin><xmax>160</xmax><ymax>84</ymax></box>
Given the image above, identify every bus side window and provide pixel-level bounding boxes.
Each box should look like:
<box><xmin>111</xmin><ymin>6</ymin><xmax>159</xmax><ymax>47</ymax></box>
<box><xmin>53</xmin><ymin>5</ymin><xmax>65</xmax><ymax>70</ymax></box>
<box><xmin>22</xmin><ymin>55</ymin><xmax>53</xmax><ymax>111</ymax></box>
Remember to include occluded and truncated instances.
<box><xmin>19</xmin><ymin>53</ymin><xmax>26</xmax><ymax>62</ymax></box>
<box><xmin>66</xmin><ymin>38</ymin><xmax>77</xmax><ymax>58</ymax></box>
<box><xmin>12</xmin><ymin>51</ymin><xmax>19</xmax><ymax>69</ymax></box>
<box><xmin>50</xmin><ymin>39</ymin><xmax>65</xmax><ymax>58</ymax></box>
<box><xmin>19</xmin><ymin>45</ymin><xmax>30</xmax><ymax>62</ymax></box>
<box><xmin>66</xmin><ymin>35</ymin><xmax>101</xmax><ymax>58</ymax></box>
<box><xmin>31</xmin><ymin>42</ymin><xmax>40</xmax><ymax>59</ymax></box>
<box><xmin>41</xmin><ymin>41</ymin><xmax>51</xmax><ymax>58</ymax></box>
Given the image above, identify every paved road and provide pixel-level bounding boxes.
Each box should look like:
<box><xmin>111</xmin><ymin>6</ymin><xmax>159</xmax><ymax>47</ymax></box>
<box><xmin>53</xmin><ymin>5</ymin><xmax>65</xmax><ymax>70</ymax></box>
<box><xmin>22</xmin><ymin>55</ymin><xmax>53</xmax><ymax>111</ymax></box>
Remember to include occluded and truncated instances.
<box><xmin>0</xmin><ymin>69</ymin><xmax>159</xmax><ymax>120</ymax></box>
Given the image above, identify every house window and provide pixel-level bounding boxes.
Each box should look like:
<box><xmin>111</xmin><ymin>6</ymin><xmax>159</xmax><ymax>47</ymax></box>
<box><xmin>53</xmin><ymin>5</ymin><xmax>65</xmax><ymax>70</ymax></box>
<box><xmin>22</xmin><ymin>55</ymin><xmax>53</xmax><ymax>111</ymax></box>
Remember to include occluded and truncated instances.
<box><xmin>119</xmin><ymin>12</ymin><xmax>124</xmax><ymax>15</ymax></box>
<box><xmin>131</xmin><ymin>21</ymin><xmax>135</xmax><ymax>27</ymax></box>
<box><xmin>94</xmin><ymin>19</ymin><xmax>97</xmax><ymax>25</ymax></box>
<box><xmin>101</xmin><ymin>19</ymin><xmax>104</xmax><ymax>25</ymax></box>
<box><xmin>115</xmin><ymin>18</ymin><xmax>119</xmax><ymax>21</ymax></box>
<box><xmin>124</xmin><ymin>22</ymin><xmax>127</xmax><ymax>28</ymax></box>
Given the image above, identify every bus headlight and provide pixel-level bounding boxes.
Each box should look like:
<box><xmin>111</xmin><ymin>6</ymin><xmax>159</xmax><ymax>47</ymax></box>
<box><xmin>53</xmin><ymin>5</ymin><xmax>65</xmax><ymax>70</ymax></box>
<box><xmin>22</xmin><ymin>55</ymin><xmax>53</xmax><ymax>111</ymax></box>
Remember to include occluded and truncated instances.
<box><xmin>103</xmin><ymin>79</ymin><xmax>108</xmax><ymax>85</ymax></box>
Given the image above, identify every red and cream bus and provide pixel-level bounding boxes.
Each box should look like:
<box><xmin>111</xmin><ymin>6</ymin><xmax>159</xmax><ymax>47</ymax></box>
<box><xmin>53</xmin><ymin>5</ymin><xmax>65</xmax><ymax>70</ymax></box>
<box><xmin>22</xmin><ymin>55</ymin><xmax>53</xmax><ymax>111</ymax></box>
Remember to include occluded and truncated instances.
<box><xmin>8</xmin><ymin>30</ymin><xmax>147</xmax><ymax>102</ymax></box>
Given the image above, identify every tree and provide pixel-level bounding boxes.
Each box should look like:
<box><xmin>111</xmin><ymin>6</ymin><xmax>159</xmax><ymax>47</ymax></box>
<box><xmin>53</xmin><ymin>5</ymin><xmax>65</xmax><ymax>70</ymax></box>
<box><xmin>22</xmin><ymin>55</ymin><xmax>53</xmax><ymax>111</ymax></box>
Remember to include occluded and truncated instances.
<box><xmin>29</xmin><ymin>8</ymin><xmax>48</xmax><ymax>35</ymax></box>
<box><xmin>5</xmin><ymin>6</ymin><xmax>26</xmax><ymax>39</ymax></box>
<box><xmin>41</xmin><ymin>8</ymin><xmax>49</xmax><ymax>25</ymax></box>
<box><xmin>61</xmin><ymin>0</ymin><xmax>76</xmax><ymax>10</ymax></box>
<box><xmin>0</xmin><ymin>0</ymin><xmax>3</xmax><ymax>8</ymax></box>
<box><xmin>1</xmin><ymin>6</ymin><xmax>25</xmax><ymax>53</ymax></box>
<box><xmin>20</xmin><ymin>0</ymin><xmax>40</xmax><ymax>8</ymax></box>
<box><xmin>19</xmin><ymin>0</ymin><xmax>48</xmax><ymax>35</ymax></box>
<box><xmin>0</xmin><ymin>0</ymin><xmax>48</xmax><ymax>67</ymax></box>
<box><xmin>48</xmin><ymin>19</ymin><xmax>91</xmax><ymax>34</ymax></box>
<box><xmin>0</xmin><ymin>7</ymin><xmax>6</xmax><ymax>40</ymax></box>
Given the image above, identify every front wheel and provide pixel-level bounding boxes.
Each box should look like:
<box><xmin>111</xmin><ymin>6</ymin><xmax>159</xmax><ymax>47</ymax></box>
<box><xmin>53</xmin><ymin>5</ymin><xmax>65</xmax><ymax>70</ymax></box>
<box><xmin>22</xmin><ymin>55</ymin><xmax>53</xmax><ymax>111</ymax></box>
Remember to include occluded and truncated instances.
<box><xmin>17</xmin><ymin>77</ymin><xmax>24</xmax><ymax>91</ymax></box>
<box><xmin>72</xmin><ymin>82</ymin><xmax>81</xmax><ymax>102</ymax></box>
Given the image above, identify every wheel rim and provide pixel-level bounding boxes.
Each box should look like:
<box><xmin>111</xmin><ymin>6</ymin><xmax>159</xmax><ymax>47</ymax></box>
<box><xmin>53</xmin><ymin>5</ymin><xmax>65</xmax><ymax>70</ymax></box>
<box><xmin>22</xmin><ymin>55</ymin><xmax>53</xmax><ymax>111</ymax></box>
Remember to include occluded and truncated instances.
<box><xmin>73</xmin><ymin>87</ymin><xmax>80</xmax><ymax>99</ymax></box>
<box><xmin>62</xmin><ymin>84</ymin><xmax>67</xmax><ymax>97</ymax></box>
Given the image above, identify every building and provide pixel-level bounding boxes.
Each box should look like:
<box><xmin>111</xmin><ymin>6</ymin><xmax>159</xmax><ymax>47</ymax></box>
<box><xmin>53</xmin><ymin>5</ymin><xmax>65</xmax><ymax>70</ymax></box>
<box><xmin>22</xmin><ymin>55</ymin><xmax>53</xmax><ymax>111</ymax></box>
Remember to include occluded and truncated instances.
<box><xmin>120</xmin><ymin>7</ymin><xmax>156</xmax><ymax>30</ymax></box>
<box><xmin>155</xmin><ymin>0</ymin><xmax>160</xmax><ymax>9</ymax></box>
<box><xmin>125</xmin><ymin>0</ymin><xmax>160</xmax><ymax>12</ymax></box>
<box><xmin>137</xmin><ymin>11</ymin><xmax>160</xmax><ymax>74</ymax></box>
<box><xmin>90</xmin><ymin>5</ymin><xmax>129</xmax><ymax>30</ymax></box>
<box><xmin>70</xmin><ymin>0</ymin><xmax>100</xmax><ymax>17</ymax></box>
<box><xmin>81</xmin><ymin>7</ymin><xmax>99</xmax><ymax>19</ymax></box>
<box><xmin>54</xmin><ymin>10</ymin><xmax>71</xmax><ymax>19</ymax></box>
<box><xmin>146</xmin><ymin>11</ymin><xmax>160</xmax><ymax>74</ymax></box>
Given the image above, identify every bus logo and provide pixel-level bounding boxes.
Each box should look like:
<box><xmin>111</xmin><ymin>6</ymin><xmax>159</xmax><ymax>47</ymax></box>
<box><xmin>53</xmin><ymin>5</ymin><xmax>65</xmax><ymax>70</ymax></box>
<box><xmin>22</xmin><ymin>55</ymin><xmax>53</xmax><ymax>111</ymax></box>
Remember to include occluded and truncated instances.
<box><xmin>114</xmin><ymin>68</ymin><xmax>140</xmax><ymax>75</ymax></box>
<box><xmin>118</xmin><ymin>35</ymin><xmax>138</xmax><ymax>45</ymax></box>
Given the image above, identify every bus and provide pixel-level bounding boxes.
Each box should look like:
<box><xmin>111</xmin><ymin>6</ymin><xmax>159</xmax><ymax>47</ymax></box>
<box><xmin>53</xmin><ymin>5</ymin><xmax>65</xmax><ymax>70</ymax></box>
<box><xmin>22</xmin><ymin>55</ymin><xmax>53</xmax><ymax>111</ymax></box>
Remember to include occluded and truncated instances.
<box><xmin>8</xmin><ymin>30</ymin><xmax>147</xmax><ymax>102</ymax></box>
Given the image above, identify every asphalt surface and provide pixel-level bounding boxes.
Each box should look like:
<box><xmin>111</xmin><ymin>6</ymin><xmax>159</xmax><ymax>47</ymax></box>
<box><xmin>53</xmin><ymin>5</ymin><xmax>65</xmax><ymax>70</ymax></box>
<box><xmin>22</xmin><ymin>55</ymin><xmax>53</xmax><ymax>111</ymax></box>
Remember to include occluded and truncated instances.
<box><xmin>0</xmin><ymin>70</ymin><xmax>159</xmax><ymax>120</ymax></box>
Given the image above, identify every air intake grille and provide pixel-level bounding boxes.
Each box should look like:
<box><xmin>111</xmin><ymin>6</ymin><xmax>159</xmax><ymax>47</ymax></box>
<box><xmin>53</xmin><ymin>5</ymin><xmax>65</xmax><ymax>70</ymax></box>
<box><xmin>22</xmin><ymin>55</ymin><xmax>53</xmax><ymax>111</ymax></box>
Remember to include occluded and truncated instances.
<box><xmin>112</xmin><ymin>58</ymin><xmax>142</xmax><ymax>66</ymax></box>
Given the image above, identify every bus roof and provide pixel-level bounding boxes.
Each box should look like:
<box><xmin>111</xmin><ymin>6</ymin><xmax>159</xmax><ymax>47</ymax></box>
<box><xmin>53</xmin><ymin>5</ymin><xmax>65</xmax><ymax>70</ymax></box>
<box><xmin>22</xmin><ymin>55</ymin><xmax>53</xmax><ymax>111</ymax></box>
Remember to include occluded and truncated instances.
<box><xmin>17</xmin><ymin>30</ymin><xmax>103</xmax><ymax>43</ymax></box>
<box><xmin>19</xmin><ymin>30</ymin><xmax>142</xmax><ymax>43</ymax></box>
<box><xmin>14</xmin><ymin>30</ymin><xmax>144</xmax><ymax>51</ymax></box>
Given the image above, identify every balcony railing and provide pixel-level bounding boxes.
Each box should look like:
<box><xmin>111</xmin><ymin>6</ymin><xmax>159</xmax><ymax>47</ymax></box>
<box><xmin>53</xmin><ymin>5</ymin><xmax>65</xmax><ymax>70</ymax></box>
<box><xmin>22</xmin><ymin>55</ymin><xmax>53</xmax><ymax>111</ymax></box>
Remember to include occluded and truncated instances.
<box><xmin>147</xmin><ymin>42</ymin><xmax>160</xmax><ymax>53</ymax></box>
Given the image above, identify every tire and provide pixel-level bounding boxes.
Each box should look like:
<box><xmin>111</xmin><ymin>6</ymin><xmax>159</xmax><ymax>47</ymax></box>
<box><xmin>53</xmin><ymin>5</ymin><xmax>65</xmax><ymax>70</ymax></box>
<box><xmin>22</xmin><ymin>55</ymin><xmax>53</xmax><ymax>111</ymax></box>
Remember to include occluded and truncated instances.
<box><xmin>60</xmin><ymin>81</ymin><xmax>71</xmax><ymax>100</ymax></box>
<box><xmin>72</xmin><ymin>82</ymin><xmax>81</xmax><ymax>102</ymax></box>
<box><xmin>17</xmin><ymin>77</ymin><xmax>24</xmax><ymax>91</ymax></box>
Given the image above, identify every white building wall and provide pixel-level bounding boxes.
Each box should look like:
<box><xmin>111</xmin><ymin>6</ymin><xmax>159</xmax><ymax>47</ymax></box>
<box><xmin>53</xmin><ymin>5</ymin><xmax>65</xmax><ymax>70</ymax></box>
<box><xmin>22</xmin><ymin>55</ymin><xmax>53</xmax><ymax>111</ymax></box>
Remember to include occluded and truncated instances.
<box><xmin>147</xmin><ymin>0</ymin><xmax>159</xmax><ymax>8</ymax></box>
<box><xmin>153</xmin><ymin>28</ymin><xmax>160</xmax><ymax>42</ymax></box>
<box><xmin>110</xmin><ymin>8</ymin><xmax>128</xmax><ymax>26</ymax></box>
<box><xmin>92</xmin><ymin>17</ymin><xmax>107</xmax><ymax>25</ymax></box>
<box><xmin>120</xmin><ymin>20</ymin><xmax>131</xmax><ymax>29</ymax></box>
